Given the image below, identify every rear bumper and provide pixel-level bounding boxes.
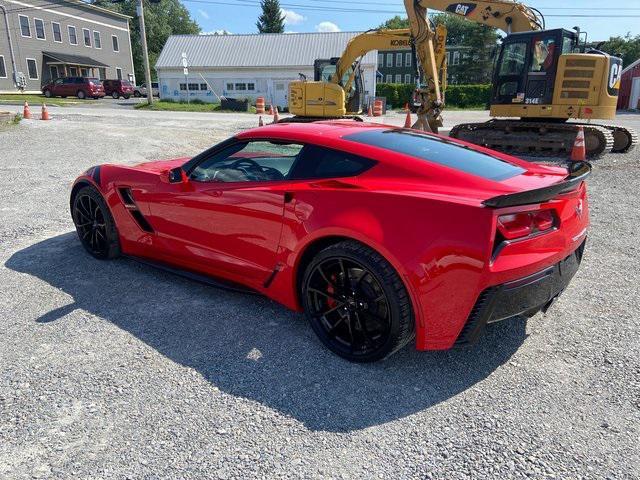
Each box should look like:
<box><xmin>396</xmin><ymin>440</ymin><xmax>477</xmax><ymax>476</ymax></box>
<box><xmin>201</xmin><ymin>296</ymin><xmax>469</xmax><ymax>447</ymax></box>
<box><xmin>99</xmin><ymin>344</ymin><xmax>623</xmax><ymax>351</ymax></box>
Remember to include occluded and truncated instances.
<box><xmin>455</xmin><ymin>239</ymin><xmax>586</xmax><ymax>346</ymax></box>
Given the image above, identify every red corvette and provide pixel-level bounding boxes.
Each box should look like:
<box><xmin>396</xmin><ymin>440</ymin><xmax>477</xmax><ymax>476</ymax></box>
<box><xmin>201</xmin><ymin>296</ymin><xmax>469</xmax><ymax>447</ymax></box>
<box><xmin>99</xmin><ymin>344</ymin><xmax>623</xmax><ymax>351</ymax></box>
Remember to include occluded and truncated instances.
<box><xmin>70</xmin><ymin>121</ymin><xmax>590</xmax><ymax>362</ymax></box>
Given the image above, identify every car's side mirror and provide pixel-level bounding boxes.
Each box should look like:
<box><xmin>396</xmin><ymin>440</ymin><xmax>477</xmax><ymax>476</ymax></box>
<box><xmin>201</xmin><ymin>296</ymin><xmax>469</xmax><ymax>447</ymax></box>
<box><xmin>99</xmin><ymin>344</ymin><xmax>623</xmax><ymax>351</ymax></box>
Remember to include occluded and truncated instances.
<box><xmin>168</xmin><ymin>167</ymin><xmax>187</xmax><ymax>183</ymax></box>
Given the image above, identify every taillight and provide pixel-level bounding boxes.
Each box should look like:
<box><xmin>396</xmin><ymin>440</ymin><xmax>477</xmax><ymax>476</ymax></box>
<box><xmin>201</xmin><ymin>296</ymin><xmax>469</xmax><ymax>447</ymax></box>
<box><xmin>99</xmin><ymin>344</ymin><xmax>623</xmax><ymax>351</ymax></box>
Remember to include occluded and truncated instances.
<box><xmin>497</xmin><ymin>209</ymin><xmax>557</xmax><ymax>240</ymax></box>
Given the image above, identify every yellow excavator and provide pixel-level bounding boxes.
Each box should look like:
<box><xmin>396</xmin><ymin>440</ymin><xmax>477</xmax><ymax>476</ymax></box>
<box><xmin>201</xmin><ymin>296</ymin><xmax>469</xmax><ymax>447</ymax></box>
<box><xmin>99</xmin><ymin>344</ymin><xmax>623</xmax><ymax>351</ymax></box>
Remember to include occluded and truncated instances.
<box><xmin>288</xmin><ymin>0</ymin><xmax>636</xmax><ymax>159</ymax></box>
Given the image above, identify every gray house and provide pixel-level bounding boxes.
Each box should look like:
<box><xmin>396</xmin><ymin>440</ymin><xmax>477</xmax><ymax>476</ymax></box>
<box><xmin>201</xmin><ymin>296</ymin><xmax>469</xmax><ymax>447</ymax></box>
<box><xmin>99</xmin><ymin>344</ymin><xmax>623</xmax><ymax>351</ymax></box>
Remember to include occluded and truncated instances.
<box><xmin>0</xmin><ymin>0</ymin><xmax>135</xmax><ymax>93</ymax></box>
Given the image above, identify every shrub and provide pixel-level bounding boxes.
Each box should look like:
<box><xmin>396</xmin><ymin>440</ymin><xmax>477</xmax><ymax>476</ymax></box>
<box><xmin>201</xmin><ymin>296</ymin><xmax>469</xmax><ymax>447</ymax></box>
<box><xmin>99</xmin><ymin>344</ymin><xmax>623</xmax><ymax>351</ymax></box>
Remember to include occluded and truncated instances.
<box><xmin>375</xmin><ymin>83</ymin><xmax>491</xmax><ymax>109</ymax></box>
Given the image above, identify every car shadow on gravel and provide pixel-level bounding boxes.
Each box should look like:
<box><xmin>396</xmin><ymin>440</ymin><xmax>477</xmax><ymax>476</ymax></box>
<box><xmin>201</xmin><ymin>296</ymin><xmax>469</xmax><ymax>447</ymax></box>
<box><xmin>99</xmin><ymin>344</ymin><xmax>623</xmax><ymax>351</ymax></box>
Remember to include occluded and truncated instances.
<box><xmin>7</xmin><ymin>233</ymin><xmax>527</xmax><ymax>433</ymax></box>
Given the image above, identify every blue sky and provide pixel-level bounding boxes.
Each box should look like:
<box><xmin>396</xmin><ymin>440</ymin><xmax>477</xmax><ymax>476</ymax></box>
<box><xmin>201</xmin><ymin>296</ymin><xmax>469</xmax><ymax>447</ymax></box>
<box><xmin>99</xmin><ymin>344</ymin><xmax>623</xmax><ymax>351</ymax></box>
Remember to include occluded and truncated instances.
<box><xmin>185</xmin><ymin>0</ymin><xmax>640</xmax><ymax>41</ymax></box>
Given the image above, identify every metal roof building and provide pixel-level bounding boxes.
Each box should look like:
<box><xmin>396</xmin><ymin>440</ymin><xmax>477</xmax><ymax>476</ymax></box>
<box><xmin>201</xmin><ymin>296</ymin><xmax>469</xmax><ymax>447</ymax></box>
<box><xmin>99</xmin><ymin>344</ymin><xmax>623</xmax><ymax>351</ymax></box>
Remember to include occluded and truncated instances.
<box><xmin>155</xmin><ymin>32</ymin><xmax>378</xmax><ymax>108</ymax></box>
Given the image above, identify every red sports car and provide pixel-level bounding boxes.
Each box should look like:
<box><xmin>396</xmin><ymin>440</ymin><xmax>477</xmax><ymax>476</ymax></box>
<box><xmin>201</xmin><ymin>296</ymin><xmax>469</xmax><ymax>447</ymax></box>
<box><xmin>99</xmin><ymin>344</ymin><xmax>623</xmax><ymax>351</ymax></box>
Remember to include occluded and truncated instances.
<box><xmin>70</xmin><ymin>121</ymin><xmax>590</xmax><ymax>362</ymax></box>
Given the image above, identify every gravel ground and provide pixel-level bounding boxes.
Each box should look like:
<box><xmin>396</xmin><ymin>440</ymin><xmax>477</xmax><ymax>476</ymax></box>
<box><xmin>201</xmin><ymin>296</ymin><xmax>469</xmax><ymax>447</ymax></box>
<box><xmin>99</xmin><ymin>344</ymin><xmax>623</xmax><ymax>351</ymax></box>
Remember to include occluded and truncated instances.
<box><xmin>0</xmin><ymin>108</ymin><xmax>639</xmax><ymax>479</ymax></box>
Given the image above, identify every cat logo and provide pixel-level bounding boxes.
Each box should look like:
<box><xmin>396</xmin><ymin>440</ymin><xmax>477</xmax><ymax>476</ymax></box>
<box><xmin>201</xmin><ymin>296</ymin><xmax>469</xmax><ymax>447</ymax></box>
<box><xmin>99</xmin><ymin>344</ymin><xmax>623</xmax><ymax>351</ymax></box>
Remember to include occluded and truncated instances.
<box><xmin>608</xmin><ymin>62</ymin><xmax>622</xmax><ymax>90</ymax></box>
<box><xmin>446</xmin><ymin>3</ymin><xmax>477</xmax><ymax>16</ymax></box>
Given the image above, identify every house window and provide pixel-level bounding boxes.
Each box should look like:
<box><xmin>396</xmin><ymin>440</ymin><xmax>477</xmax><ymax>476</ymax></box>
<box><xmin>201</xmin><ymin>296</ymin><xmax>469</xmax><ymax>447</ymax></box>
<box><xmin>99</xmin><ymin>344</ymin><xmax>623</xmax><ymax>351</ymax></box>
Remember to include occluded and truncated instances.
<box><xmin>247</xmin><ymin>82</ymin><xmax>255</xmax><ymax>91</ymax></box>
<box><xmin>69</xmin><ymin>66</ymin><xmax>78</xmax><ymax>76</ymax></box>
<box><xmin>81</xmin><ymin>67</ymin><xmax>89</xmax><ymax>77</ymax></box>
<box><xmin>83</xmin><ymin>28</ymin><xmax>91</xmax><ymax>47</ymax></box>
<box><xmin>52</xmin><ymin>22</ymin><xmax>62</xmax><ymax>42</ymax></box>
<box><xmin>68</xmin><ymin>26</ymin><xmax>77</xmax><ymax>45</ymax></box>
<box><xmin>226</xmin><ymin>83</ymin><xmax>234</xmax><ymax>91</ymax></box>
<box><xmin>234</xmin><ymin>83</ymin><xmax>246</xmax><ymax>91</ymax></box>
<box><xmin>179</xmin><ymin>83</ymin><xmax>187</xmax><ymax>91</ymax></box>
<box><xmin>98</xmin><ymin>67</ymin><xmax>106</xmax><ymax>80</ymax></box>
<box><xmin>19</xmin><ymin>15</ymin><xmax>31</xmax><ymax>37</ymax></box>
<box><xmin>385</xmin><ymin>74</ymin><xmax>392</xmax><ymax>83</ymax></box>
<box><xmin>405</xmin><ymin>52</ymin><xmax>411</xmax><ymax>67</ymax></box>
<box><xmin>93</xmin><ymin>31</ymin><xmax>101</xmax><ymax>49</ymax></box>
<box><xmin>112</xmin><ymin>35</ymin><xmax>119</xmax><ymax>52</ymax></box>
<box><xmin>49</xmin><ymin>65</ymin><xmax>58</xmax><ymax>79</ymax></box>
<box><xmin>386</xmin><ymin>53</ymin><xmax>392</xmax><ymax>67</ymax></box>
<box><xmin>188</xmin><ymin>83</ymin><xmax>199</xmax><ymax>90</ymax></box>
<box><xmin>34</xmin><ymin>18</ymin><xmax>45</xmax><ymax>40</ymax></box>
<box><xmin>116</xmin><ymin>67</ymin><xmax>122</xmax><ymax>80</ymax></box>
<box><xmin>395</xmin><ymin>74</ymin><xmax>401</xmax><ymax>83</ymax></box>
<box><xmin>378</xmin><ymin>53</ymin><xmax>383</xmax><ymax>67</ymax></box>
<box><xmin>200</xmin><ymin>83</ymin><xmax>208</xmax><ymax>90</ymax></box>
<box><xmin>396</xmin><ymin>53</ymin><xmax>402</xmax><ymax>67</ymax></box>
<box><xmin>0</xmin><ymin>56</ymin><xmax>6</xmax><ymax>78</ymax></box>
<box><xmin>26</xmin><ymin>58</ymin><xmax>38</xmax><ymax>80</ymax></box>
<box><xmin>404</xmin><ymin>74</ymin><xmax>411</xmax><ymax>84</ymax></box>
<box><xmin>452</xmin><ymin>51</ymin><xmax>460</xmax><ymax>66</ymax></box>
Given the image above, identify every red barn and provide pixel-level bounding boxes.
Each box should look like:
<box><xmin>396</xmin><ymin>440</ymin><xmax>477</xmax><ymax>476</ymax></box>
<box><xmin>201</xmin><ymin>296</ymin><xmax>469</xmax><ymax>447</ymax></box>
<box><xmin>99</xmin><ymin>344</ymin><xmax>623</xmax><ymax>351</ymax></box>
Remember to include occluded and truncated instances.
<box><xmin>617</xmin><ymin>58</ymin><xmax>640</xmax><ymax>110</ymax></box>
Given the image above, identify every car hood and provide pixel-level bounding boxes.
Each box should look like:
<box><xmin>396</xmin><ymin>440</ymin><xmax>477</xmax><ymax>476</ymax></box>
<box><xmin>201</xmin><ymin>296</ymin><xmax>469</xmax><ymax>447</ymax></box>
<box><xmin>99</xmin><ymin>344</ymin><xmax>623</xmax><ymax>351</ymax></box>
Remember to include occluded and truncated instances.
<box><xmin>131</xmin><ymin>157</ymin><xmax>190</xmax><ymax>173</ymax></box>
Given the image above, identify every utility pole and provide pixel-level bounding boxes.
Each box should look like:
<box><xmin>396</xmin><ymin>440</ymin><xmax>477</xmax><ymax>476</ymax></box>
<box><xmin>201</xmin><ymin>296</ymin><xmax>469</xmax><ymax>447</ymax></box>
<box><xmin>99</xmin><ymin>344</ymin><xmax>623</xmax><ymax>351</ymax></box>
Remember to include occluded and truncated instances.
<box><xmin>136</xmin><ymin>0</ymin><xmax>153</xmax><ymax>105</ymax></box>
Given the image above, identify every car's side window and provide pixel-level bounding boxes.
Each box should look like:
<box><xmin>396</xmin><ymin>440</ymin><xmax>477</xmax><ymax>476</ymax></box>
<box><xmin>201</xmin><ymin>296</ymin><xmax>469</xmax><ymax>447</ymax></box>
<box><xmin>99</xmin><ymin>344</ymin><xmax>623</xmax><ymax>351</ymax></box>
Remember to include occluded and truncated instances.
<box><xmin>190</xmin><ymin>140</ymin><xmax>303</xmax><ymax>183</ymax></box>
<box><xmin>290</xmin><ymin>144</ymin><xmax>375</xmax><ymax>180</ymax></box>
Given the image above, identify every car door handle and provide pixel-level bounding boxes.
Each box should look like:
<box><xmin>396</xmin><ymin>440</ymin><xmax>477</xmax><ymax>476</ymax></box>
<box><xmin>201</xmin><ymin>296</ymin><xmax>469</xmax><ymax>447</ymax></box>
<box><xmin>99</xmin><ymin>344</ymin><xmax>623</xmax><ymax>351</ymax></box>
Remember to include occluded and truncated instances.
<box><xmin>284</xmin><ymin>192</ymin><xmax>294</xmax><ymax>203</ymax></box>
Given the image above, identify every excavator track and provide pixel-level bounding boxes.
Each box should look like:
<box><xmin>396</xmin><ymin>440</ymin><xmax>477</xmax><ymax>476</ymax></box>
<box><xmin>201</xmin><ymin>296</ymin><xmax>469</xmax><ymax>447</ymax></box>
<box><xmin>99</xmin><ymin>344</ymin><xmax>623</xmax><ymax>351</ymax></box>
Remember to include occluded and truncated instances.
<box><xmin>449</xmin><ymin>120</ymin><xmax>615</xmax><ymax>160</ymax></box>
<box><xmin>591</xmin><ymin>124</ymin><xmax>638</xmax><ymax>153</ymax></box>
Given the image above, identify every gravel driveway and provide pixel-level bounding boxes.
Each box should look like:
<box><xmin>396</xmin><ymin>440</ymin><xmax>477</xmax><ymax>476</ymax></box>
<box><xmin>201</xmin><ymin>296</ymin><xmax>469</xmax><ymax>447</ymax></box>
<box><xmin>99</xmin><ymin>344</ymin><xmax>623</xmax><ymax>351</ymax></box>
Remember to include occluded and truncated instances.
<box><xmin>0</xmin><ymin>108</ymin><xmax>639</xmax><ymax>479</ymax></box>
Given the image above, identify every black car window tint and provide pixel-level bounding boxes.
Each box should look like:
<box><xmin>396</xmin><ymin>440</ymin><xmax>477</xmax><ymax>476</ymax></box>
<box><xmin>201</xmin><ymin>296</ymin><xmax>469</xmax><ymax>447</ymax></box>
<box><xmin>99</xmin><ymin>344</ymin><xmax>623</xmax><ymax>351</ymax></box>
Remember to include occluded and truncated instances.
<box><xmin>290</xmin><ymin>144</ymin><xmax>375</xmax><ymax>180</ymax></box>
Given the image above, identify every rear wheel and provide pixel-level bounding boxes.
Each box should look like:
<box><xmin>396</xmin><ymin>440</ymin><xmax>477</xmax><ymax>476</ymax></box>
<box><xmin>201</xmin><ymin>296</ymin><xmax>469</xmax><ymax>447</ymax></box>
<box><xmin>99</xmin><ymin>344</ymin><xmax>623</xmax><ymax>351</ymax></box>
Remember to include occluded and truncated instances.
<box><xmin>112</xmin><ymin>91</ymin><xmax>119</xmax><ymax>99</ymax></box>
<box><xmin>43</xmin><ymin>89</ymin><xmax>52</xmax><ymax>98</ymax></box>
<box><xmin>72</xmin><ymin>186</ymin><xmax>120</xmax><ymax>260</ymax></box>
<box><xmin>134</xmin><ymin>91</ymin><xmax>141</xmax><ymax>98</ymax></box>
<box><xmin>124</xmin><ymin>94</ymin><xmax>131</xmax><ymax>100</ymax></box>
<box><xmin>301</xmin><ymin>241</ymin><xmax>414</xmax><ymax>362</ymax></box>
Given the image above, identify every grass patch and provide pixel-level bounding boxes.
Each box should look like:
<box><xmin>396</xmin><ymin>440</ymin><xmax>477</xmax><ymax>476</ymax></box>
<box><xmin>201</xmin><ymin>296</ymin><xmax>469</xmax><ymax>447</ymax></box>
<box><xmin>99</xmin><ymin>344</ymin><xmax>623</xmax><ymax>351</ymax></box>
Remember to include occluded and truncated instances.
<box><xmin>135</xmin><ymin>99</ymin><xmax>257</xmax><ymax>113</ymax></box>
<box><xmin>0</xmin><ymin>94</ymin><xmax>96</xmax><ymax>106</ymax></box>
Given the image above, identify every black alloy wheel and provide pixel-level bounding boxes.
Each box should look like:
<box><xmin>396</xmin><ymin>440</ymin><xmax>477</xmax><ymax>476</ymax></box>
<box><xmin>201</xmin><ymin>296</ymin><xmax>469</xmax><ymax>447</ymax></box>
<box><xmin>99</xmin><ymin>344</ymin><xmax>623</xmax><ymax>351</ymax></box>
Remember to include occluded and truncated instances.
<box><xmin>72</xmin><ymin>186</ymin><xmax>120</xmax><ymax>259</ymax></box>
<box><xmin>302</xmin><ymin>241</ymin><xmax>414</xmax><ymax>362</ymax></box>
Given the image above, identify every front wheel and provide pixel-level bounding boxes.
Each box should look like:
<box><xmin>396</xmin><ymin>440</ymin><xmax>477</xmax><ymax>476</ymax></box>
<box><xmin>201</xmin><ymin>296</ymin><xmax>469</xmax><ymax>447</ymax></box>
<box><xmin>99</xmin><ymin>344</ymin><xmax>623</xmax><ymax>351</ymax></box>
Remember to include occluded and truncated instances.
<box><xmin>301</xmin><ymin>241</ymin><xmax>414</xmax><ymax>362</ymax></box>
<box><xmin>112</xmin><ymin>91</ymin><xmax>119</xmax><ymax>99</ymax></box>
<box><xmin>134</xmin><ymin>91</ymin><xmax>141</xmax><ymax>97</ymax></box>
<box><xmin>124</xmin><ymin>94</ymin><xmax>131</xmax><ymax>100</ymax></box>
<box><xmin>72</xmin><ymin>186</ymin><xmax>120</xmax><ymax>260</ymax></box>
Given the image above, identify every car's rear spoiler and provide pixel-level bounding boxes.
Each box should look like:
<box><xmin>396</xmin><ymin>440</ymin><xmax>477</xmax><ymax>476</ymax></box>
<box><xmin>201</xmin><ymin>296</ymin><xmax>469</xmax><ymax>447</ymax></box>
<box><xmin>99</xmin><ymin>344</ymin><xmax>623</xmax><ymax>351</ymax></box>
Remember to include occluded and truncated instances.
<box><xmin>482</xmin><ymin>162</ymin><xmax>591</xmax><ymax>208</ymax></box>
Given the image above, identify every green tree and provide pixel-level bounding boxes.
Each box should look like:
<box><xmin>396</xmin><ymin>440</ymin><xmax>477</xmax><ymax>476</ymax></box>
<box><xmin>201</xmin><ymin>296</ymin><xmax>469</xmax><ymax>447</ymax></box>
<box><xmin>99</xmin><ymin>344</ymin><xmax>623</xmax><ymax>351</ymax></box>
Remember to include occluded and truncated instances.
<box><xmin>378</xmin><ymin>14</ymin><xmax>498</xmax><ymax>84</ymax></box>
<box><xmin>91</xmin><ymin>0</ymin><xmax>200</xmax><ymax>82</ymax></box>
<box><xmin>600</xmin><ymin>33</ymin><xmax>640</xmax><ymax>68</ymax></box>
<box><xmin>256</xmin><ymin>0</ymin><xmax>285</xmax><ymax>33</ymax></box>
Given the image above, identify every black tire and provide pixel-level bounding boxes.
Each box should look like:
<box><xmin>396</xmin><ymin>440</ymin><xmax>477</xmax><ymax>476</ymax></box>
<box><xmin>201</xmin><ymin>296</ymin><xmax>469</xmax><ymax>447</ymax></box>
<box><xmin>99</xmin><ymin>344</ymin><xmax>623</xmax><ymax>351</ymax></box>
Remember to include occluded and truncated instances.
<box><xmin>134</xmin><ymin>91</ymin><xmax>141</xmax><ymax>98</ymax></box>
<box><xmin>301</xmin><ymin>240</ymin><xmax>414</xmax><ymax>362</ymax></box>
<box><xmin>77</xmin><ymin>90</ymin><xmax>86</xmax><ymax>99</ymax></box>
<box><xmin>43</xmin><ymin>89</ymin><xmax>52</xmax><ymax>98</ymax></box>
<box><xmin>124</xmin><ymin>94</ymin><xmax>130</xmax><ymax>100</ymax></box>
<box><xmin>112</xmin><ymin>91</ymin><xmax>119</xmax><ymax>99</ymax></box>
<box><xmin>72</xmin><ymin>186</ymin><xmax>120</xmax><ymax>260</ymax></box>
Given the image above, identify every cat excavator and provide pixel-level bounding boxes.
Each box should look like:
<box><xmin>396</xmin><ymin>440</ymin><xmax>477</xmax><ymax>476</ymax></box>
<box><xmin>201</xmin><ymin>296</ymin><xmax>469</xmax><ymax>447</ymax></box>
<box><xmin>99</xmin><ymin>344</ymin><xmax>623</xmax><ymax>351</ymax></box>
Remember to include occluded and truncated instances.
<box><xmin>287</xmin><ymin>0</ymin><xmax>636</xmax><ymax>159</ymax></box>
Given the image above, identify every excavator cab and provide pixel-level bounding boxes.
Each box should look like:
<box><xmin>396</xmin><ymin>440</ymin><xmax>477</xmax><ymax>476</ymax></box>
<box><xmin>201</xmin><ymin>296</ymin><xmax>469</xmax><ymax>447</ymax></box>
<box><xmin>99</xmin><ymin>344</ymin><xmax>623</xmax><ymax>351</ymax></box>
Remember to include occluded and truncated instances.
<box><xmin>492</xmin><ymin>29</ymin><xmax>576</xmax><ymax>109</ymax></box>
<box><xmin>313</xmin><ymin>58</ymin><xmax>365</xmax><ymax>114</ymax></box>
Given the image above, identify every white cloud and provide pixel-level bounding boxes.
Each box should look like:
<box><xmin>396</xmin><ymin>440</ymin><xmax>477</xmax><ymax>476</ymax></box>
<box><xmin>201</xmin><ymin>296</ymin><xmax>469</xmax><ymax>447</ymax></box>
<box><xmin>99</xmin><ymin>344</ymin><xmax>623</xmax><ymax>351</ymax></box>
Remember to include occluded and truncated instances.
<box><xmin>200</xmin><ymin>30</ymin><xmax>232</xmax><ymax>35</ymax></box>
<box><xmin>197</xmin><ymin>9</ymin><xmax>209</xmax><ymax>20</ymax></box>
<box><xmin>315</xmin><ymin>21</ymin><xmax>340</xmax><ymax>33</ymax></box>
<box><xmin>281</xmin><ymin>8</ymin><xmax>305</xmax><ymax>25</ymax></box>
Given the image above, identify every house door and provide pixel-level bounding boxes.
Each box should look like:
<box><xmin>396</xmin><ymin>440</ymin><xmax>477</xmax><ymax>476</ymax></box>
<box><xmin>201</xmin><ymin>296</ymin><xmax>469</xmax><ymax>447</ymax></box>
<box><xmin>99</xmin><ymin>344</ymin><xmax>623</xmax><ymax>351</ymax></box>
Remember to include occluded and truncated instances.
<box><xmin>49</xmin><ymin>65</ymin><xmax>59</xmax><ymax>80</ymax></box>
<box><xmin>273</xmin><ymin>81</ymin><xmax>288</xmax><ymax>108</ymax></box>
<box><xmin>631</xmin><ymin>77</ymin><xmax>640</xmax><ymax>110</ymax></box>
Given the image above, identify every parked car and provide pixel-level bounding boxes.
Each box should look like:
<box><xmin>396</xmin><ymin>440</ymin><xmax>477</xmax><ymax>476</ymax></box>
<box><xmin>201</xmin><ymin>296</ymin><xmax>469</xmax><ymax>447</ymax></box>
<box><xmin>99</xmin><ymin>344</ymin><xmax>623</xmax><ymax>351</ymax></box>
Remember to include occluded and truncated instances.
<box><xmin>133</xmin><ymin>82</ymin><xmax>159</xmax><ymax>97</ymax></box>
<box><xmin>42</xmin><ymin>77</ymin><xmax>105</xmax><ymax>99</ymax></box>
<box><xmin>102</xmin><ymin>79</ymin><xmax>134</xmax><ymax>99</ymax></box>
<box><xmin>70</xmin><ymin>121</ymin><xmax>590</xmax><ymax>362</ymax></box>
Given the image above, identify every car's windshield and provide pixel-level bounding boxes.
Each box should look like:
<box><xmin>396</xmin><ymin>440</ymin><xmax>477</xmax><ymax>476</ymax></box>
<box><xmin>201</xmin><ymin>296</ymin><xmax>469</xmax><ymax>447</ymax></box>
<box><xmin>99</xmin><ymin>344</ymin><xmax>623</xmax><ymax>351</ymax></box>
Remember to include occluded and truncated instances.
<box><xmin>344</xmin><ymin>129</ymin><xmax>526</xmax><ymax>181</ymax></box>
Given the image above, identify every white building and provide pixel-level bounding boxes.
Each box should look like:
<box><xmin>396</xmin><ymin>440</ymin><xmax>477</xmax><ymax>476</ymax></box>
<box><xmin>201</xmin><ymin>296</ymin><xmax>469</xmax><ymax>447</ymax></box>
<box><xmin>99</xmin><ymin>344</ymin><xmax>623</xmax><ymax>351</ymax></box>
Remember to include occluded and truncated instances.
<box><xmin>154</xmin><ymin>32</ymin><xmax>378</xmax><ymax>109</ymax></box>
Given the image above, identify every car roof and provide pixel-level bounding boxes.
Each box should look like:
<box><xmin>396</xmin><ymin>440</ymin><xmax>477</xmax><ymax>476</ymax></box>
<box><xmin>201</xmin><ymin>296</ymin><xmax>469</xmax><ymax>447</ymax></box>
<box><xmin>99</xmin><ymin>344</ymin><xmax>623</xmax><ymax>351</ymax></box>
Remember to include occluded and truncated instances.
<box><xmin>238</xmin><ymin>120</ymin><xmax>388</xmax><ymax>141</ymax></box>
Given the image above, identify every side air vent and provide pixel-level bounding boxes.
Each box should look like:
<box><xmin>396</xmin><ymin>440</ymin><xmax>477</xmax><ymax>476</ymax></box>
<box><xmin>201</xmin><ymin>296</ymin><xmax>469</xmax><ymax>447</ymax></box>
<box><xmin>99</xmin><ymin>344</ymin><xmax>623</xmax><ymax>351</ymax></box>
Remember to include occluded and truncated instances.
<box><xmin>118</xmin><ymin>187</ymin><xmax>136</xmax><ymax>207</ymax></box>
<box><xmin>130</xmin><ymin>210</ymin><xmax>154</xmax><ymax>233</ymax></box>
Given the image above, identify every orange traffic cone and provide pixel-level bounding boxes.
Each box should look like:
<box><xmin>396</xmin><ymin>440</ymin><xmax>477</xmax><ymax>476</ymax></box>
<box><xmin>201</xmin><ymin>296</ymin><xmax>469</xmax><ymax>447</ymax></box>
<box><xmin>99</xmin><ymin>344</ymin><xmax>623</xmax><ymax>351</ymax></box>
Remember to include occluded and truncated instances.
<box><xmin>41</xmin><ymin>103</ymin><xmax>50</xmax><ymax>121</ymax></box>
<box><xmin>570</xmin><ymin>126</ymin><xmax>586</xmax><ymax>161</ymax></box>
<box><xmin>367</xmin><ymin>103</ymin><xmax>373</xmax><ymax>117</ymax></box>
<box><xmin>23</xmin><ymin>101</ymin><xmax>31</xmax><ymax>119</ymax></box>
<box><xmin>273</xmin><ymin>106</ymin><xmax>280</xmax><ymax>123</ymax></box>
<box><xmin>403</xmin><ymin>108</ymin><xmax>412</xmax><ymax>128</ymax></box>
<box><xmin>268</xmin><ymin>104</ymin><xmax>274</xmax><ymax>116</ymax></box>
<box><xmin>258</xmin><ymin>115</ymin><xmax>264</xmax><ymax>127</ymax></box>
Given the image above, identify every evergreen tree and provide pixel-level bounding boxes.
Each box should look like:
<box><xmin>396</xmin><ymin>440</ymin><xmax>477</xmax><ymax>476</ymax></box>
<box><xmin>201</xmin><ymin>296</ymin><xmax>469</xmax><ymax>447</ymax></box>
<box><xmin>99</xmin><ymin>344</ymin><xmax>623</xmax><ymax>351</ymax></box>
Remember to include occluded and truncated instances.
<box><xmin>256</xmin><ymin>0</ymin><xmax>285</xmax><ymax>33</ymax></box>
